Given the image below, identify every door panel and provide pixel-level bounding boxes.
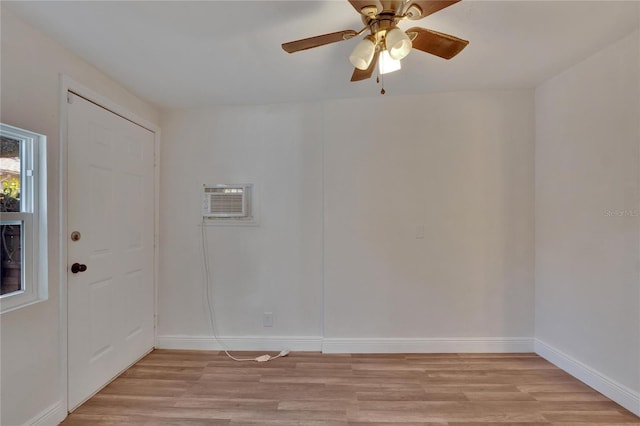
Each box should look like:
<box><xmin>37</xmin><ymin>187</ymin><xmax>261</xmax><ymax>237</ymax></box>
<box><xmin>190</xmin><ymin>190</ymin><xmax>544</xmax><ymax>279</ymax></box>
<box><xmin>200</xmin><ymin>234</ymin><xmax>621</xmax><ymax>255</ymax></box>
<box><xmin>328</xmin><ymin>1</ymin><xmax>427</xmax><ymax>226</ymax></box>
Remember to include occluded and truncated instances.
<box><xmin>67</xmin><ymin>93</ymin><xmax>154</xmax><ymax>410</ymax></box>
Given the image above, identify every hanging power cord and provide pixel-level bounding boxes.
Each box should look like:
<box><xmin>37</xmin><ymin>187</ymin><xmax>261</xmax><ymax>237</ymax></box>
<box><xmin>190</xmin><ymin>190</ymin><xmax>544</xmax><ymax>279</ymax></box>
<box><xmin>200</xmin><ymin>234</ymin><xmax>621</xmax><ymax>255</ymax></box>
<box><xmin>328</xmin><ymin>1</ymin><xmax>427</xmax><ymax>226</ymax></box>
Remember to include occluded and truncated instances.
<box><xmin>200</xmin><ymin>218</ymin><xmax>290</xmax><ymax>362</ymax></box>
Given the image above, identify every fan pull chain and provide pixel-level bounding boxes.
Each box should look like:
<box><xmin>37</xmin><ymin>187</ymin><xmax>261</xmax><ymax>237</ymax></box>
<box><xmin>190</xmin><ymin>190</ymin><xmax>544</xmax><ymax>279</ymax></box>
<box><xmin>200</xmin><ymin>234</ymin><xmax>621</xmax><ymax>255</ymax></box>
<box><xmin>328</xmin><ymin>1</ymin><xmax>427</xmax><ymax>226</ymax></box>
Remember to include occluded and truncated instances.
<box><xmin>378</xmin><ymin>72</ymin><xmax>386</xmax><ymax>95</ymax></box>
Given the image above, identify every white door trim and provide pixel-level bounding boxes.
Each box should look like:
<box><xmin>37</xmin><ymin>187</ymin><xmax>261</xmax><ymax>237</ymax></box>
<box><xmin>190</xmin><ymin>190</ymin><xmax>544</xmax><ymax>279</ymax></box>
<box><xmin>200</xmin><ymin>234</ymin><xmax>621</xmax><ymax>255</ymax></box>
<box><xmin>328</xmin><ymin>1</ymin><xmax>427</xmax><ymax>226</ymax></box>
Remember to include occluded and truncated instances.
<box><xmin>58</xmin><ymin>74</ymin><xmax>161</xmax><ymax>413</ymax></box>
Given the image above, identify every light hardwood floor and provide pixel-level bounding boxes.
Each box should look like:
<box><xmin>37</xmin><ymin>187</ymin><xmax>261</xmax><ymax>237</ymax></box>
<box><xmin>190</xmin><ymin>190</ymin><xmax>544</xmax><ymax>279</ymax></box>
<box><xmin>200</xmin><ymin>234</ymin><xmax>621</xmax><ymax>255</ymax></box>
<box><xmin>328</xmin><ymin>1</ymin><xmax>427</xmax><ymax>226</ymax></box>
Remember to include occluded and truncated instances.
<box><xmin>61</xmin><ymin>350</ymin><xmax>640</xmax><ymax>425</ymax></box>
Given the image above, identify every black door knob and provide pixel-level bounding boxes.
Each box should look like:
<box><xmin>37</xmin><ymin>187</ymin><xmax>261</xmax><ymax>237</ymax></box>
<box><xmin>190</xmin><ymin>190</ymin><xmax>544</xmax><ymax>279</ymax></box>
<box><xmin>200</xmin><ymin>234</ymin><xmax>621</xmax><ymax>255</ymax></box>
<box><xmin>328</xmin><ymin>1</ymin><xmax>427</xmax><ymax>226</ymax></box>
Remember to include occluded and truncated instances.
<box><xmin>71</xmin><ymin>263</ymin><xmax>87</xmax><ymax>274</ymax></box>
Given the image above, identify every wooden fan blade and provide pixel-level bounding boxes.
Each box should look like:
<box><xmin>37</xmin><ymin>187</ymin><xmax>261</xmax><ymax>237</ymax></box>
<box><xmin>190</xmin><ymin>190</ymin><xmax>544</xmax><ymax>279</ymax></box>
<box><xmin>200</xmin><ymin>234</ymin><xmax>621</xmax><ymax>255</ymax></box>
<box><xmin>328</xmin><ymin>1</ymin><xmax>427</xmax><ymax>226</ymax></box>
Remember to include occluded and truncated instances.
<box><xmin>351</xmin><ymin>50</ymin><xmax>379</xmax><ymax>81</ymax></box>
<box><xmin>407</xmin><ymin>27</ymin><xmax>468</xmax><ymax>59</ymax></box>
<box><xmin>282</xmin><ymin>30</ymin><xmax>357</xmax><ymax>53</ymax></box>
<box><xmin>405</xmin><ymin>0</ymin><xmax>460</xmax><ymax>19</ymax></box>
<box><xmin>347</xmin><ymin>0</ymin><xmax>383</xmax><ymax>16</ymax></box>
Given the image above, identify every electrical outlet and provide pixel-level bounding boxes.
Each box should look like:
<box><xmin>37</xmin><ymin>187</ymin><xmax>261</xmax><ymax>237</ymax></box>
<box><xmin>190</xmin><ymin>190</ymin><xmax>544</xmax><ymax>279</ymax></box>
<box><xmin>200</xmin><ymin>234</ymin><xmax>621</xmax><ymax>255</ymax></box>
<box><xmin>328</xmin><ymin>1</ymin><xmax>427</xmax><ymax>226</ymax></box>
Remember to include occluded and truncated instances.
<box><xmin>263</xmin><ymin>312</ymin><xmax>273</xmax><ymax>327</ymax></box>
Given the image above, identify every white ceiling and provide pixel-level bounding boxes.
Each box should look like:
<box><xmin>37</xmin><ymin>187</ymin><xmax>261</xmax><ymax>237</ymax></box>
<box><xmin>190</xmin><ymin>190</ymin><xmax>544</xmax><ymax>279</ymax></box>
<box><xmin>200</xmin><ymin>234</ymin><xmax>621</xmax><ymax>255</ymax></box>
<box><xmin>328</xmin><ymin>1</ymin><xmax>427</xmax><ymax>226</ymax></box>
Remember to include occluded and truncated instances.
<box><xmin>5</xmin><ymin>1</ymin><xmax>639</xmax><ymax>109</ymax></box>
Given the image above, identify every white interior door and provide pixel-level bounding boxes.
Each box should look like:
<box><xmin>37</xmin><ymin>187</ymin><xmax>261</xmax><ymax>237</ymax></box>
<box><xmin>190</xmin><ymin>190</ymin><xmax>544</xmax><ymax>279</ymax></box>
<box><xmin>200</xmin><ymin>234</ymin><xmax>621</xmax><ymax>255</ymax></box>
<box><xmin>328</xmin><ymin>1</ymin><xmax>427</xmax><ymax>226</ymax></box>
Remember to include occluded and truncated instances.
<box><xmin>67</xmin><ymin>92</ymin><xmax>155</xmax><ymax>410</ymax></box>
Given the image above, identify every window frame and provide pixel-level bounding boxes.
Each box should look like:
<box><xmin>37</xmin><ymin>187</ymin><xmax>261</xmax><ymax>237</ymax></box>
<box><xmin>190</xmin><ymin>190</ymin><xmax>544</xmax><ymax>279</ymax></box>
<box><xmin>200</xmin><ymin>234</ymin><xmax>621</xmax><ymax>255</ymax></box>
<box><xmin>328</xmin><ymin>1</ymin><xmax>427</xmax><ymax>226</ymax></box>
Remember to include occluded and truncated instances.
<box><xmin>0</xmin><ymin>123</ymin><xmax>47</xmax><ymax>314</ymax></box>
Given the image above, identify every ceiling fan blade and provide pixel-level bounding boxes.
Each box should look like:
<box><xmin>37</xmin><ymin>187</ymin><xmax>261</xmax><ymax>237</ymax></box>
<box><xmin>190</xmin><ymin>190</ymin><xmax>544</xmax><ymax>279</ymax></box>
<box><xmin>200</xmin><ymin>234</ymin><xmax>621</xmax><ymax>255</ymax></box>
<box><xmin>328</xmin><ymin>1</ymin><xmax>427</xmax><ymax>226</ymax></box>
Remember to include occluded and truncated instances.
<box><xmin>282</xmin><ymin>30</ymin><xmax>358</xmax><ymax>53</ymax></box>
<box><xmin>407</xmin><ymin>27</ymin><xmax>468</xmax><ymax>59</ymax></box>
<box><xmin>405</xmin><ymin>0</ymin><xmax>460</xmax><ymax>19</ymax></box>
<box><xmin>347</xmin><ymin>0</ymin><xmax>383</xmax><ymax>16</ymax></box>
<box><xmin>351</xmin><ymin>50</ymin><xmax>379</xmax><ymax>82</ymax></box>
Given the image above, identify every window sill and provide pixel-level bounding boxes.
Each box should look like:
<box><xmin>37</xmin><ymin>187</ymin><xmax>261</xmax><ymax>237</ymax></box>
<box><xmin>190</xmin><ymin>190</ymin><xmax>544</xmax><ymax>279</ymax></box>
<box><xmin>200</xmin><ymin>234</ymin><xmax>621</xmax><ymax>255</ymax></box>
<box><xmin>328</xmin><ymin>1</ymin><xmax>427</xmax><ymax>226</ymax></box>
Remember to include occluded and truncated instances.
<box><xmin>0</xmin><ymin>289</ymin><xmax>48</xmax><ymax>314</ymax></box>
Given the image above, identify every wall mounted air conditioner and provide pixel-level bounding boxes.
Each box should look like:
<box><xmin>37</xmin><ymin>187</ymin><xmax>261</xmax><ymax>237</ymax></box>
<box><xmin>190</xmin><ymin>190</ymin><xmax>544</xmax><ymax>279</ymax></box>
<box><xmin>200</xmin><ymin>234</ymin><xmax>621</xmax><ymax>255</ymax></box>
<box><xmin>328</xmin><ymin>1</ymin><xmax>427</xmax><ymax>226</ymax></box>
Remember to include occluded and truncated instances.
<box><xmin>202</xmin><ymin>184</ymin><xmax>253</xmax><ymax>219</ymax></box>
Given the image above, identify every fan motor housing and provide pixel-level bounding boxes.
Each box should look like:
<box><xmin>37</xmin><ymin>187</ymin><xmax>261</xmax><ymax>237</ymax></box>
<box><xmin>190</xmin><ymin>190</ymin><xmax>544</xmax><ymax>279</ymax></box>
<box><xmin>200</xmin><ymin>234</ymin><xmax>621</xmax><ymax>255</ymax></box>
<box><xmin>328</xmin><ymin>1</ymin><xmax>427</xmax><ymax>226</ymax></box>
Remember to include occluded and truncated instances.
<box><xmin>362</xmin><ymin>12</ymin><xmax>400</xmax><ymax>33</ymax></box>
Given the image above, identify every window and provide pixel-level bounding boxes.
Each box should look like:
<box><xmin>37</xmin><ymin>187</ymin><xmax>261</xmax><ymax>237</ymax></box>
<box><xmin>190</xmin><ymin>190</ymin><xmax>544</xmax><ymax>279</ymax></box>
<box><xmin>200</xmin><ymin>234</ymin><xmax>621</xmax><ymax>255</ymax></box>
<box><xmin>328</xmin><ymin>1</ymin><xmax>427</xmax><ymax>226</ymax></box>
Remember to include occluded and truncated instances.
<box><xmin>0</xmin><ymin>123</ymin><xmax>47</xmax><ymax>313</ymax></box>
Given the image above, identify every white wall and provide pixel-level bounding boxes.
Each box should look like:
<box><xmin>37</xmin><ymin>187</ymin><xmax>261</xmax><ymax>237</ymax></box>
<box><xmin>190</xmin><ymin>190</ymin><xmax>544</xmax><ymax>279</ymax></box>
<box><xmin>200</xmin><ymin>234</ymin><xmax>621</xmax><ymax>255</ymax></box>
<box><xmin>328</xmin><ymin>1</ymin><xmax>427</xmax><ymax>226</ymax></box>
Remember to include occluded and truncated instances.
<box><xmin>0</xmin><ymin>7</ymin><xmax>160</xmax><ymax>426</ymax></box>
<box><xmin>535</xmin><ymin>29</ymin><xmax>640</xmax><ymax>409</ymax></box>
<box><xmin>158</xmin><ymin>105</ymin><xmax>324</xmax><ymax>344</ymax></box>
<box><xmin>323</xmin><ymin>91</ymin><xmax>535</xmax><ymax>345</ymax></box>
<box><xmin>159</xmin><ymin>90</ymin><xmax>535</xmax><ymax>351</ymax></box>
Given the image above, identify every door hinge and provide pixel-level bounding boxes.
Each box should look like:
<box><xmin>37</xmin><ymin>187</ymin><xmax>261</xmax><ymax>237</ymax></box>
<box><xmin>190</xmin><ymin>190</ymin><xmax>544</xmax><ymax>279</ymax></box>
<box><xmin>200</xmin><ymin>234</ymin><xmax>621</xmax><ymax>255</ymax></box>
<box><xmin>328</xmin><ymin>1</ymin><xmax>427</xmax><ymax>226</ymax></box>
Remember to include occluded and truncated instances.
<box><xmin>67</xmin><ymin>92</ymin><xmax>74</xmax><ymax>104</ymax></box>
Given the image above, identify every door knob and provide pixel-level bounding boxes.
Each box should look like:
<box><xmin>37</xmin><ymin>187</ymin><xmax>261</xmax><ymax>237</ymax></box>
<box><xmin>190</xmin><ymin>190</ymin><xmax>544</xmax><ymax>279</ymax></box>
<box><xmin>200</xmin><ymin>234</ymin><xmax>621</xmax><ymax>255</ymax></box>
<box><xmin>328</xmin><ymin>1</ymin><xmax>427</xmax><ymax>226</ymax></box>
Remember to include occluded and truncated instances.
<box><xmin>71</xmin><ymin>263</ymin><xmax>87</xmax><ymax>274</ymax></box>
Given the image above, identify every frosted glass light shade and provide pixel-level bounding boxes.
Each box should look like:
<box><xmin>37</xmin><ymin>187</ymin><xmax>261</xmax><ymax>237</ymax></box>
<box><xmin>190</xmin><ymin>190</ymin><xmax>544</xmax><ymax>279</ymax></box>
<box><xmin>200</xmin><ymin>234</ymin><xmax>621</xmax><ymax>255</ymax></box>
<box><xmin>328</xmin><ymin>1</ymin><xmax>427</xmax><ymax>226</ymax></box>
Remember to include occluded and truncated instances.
<box><xmin>386</xmin><ymin>27</ymin><xmax>412</xmax><ymax>60</ymax></box>
<box><xmin>379</xmin><ymin>50</ymin><xmax>401</xmax><ymax>74</ymax></box>
<box><xmin>349</xmin><ymin>37</ymin><xmax>376</xmax><ymax>70</ymax></box>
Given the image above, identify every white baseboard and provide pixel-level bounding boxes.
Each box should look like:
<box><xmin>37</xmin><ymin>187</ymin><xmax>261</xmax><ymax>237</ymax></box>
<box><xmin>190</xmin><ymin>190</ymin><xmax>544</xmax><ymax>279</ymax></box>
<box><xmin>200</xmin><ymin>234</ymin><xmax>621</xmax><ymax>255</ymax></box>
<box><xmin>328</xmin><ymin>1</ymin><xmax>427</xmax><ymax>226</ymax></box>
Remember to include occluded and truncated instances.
<box><xmin>158</xmin><ymin>335</ymin><xmax>534</xmax><ymax>354</ymax></box>
<box><xmin>156</xmin><ymin>335</ymin><xmax>323</xmax><ymax>352</ymax></box>
<box><xmin>322</xmin><ymin>337</ymin><xmax>534</xmax><ymax>353</ymax></box>
<box><xmin>26</xmin><ymin>400</ymin><xmax>66</xmax><ymax>426</ymax></box>
<box><xmin>535</xmin><ymin>339</ymin><xmax>640</xmax><ymax>416</ymax></box>
<box><xmin>157</xmin><ymin>335</ymin><xmax>533</xmax><ymax>353</ymax></box>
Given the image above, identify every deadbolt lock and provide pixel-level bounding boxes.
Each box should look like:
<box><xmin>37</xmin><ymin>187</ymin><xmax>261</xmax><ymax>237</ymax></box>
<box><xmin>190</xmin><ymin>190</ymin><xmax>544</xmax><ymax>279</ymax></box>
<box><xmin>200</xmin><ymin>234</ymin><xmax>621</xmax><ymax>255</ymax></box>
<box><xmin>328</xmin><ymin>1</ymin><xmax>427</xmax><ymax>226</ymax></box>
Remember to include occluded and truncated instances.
<box><xmin>70</xmin><ymin>231</ymin><xmax>81</xmax><ymax>242</ymax></box>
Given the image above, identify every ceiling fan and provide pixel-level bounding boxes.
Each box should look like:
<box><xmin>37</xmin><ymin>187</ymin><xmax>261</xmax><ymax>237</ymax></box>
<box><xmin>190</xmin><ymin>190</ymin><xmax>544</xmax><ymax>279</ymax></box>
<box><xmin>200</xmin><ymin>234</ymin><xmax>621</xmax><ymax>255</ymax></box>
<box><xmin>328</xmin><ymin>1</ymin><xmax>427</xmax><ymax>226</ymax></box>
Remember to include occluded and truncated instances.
<box><xmin>282</xmin><ymin>0</ymin><xmax>469</xmax><ymax>84</ymax></box>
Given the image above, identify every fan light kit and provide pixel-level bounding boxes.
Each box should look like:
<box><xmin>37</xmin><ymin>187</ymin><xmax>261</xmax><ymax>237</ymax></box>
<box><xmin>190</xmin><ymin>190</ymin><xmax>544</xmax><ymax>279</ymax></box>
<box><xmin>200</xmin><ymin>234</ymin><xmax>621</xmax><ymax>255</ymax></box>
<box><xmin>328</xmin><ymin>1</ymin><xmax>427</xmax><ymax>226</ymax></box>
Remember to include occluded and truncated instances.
<box><xmin>282</xmin><ymin>0</ymin><xmax>469</xmax><ymax>94</ymax></box>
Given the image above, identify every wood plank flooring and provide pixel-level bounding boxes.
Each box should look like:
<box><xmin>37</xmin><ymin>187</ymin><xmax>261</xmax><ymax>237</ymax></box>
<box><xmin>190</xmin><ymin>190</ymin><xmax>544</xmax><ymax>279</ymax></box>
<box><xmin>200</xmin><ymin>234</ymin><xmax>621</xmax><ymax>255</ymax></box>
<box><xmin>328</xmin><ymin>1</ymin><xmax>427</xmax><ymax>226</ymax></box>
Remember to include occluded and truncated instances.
<box><xmin>61</xmin><ymin>350</ymin><xmax>640</xmax><ymax>425</ymax></box>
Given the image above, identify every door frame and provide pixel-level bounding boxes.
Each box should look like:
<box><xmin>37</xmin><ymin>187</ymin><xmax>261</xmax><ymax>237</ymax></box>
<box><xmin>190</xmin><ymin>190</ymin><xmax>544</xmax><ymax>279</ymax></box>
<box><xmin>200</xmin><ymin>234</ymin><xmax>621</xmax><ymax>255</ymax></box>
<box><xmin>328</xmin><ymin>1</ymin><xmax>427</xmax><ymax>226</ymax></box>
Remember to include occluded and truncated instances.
<box><xmin>58</xmin><ymin>75</ymin><xmax>161</xmax><ymax>412</ymax></box>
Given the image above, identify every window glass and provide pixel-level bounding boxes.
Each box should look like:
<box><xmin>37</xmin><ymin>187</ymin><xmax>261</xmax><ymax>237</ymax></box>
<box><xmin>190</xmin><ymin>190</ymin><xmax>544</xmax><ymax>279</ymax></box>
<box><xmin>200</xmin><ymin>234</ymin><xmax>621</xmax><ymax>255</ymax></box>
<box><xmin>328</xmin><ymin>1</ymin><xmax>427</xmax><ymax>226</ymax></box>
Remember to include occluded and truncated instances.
<box><xmin>0</xmin><ymin>222</ymin><xmax>22</xmax><ymax>295</ymax></box>
<box><xmin>0</xmin><ymin>136</ymin><xmax>21</xmax><ymax>213</ymax></box>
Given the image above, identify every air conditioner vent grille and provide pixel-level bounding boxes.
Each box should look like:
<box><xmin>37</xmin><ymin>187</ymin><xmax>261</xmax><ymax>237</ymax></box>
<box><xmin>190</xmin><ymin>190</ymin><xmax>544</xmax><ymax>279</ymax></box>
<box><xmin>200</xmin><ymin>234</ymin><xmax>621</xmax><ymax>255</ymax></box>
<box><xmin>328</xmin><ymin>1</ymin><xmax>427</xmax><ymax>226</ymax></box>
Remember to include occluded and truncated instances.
<box><xmin>208</xmin><ymin>193</ymin><xmax>243</xmax><ymax>214</ymax></box>
<box><xmin>202</xmin><ymin>184</ymin><xmax>252</xmax><ymax>219</ymax></box>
